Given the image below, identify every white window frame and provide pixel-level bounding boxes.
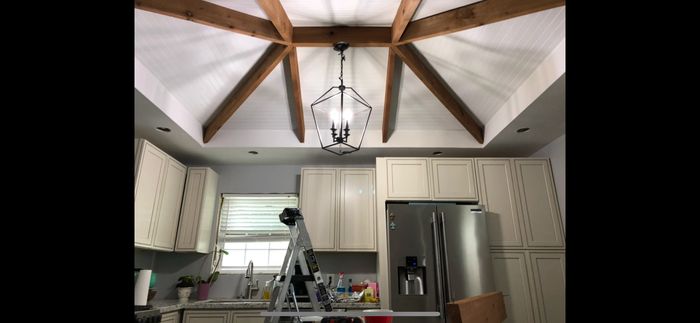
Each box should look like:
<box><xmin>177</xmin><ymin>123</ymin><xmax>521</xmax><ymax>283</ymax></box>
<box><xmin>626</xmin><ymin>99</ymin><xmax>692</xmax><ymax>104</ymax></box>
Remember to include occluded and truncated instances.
<box><xmin>215</xmin><ymin>193</ymin><xmax>297</xmax><ymax>274</ymax></box>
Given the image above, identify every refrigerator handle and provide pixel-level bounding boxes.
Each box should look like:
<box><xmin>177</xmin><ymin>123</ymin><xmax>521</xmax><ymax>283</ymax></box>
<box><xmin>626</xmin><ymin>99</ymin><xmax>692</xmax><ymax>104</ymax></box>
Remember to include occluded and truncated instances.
<box><xmin>439</xmin><ymin>212</ymin><xmax>452</xmax><ymax>303</ymax></box>
<box><xmin>431</xmin><ymin>212</ymin><xmax>445</xmax><ymax>318</ymax></box>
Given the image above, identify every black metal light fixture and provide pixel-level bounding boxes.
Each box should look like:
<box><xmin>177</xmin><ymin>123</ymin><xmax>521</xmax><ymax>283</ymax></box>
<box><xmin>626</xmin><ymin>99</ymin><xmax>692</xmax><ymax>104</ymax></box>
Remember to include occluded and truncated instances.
<box><xmin>311</xmin><ymin>42</ymin><xmax>372</xmax><ymax>155</ymax></box>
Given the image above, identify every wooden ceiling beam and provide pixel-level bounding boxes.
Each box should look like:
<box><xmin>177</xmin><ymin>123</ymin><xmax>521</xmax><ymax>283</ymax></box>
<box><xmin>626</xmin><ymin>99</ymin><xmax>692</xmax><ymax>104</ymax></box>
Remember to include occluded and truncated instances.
<box><xmin>286</xmin><ymin>47</ymin><xmax>305</xmax><ymax>142</ymax></box>
<box><xmin>293</xmin><ymin>27</ymin><xmax>391</xmax><ymax>47</ymax></box>
<box><xmin>382</xmin><ymin>50</ymin><xmax>396</xmax><ymax>143</ymax></box>
<box><xmin>135</xmin><ymin>0</ymin><xmax>287</xmax><ymax>45</ymax></box>
<box><xmin>256</xmin><ymin>0</ymin><xmax>293</xmax><ymax>41</ymax></box>
<box><xmin>392</xmin><ymin>0</ymin><xmax>422</xmax><ymax>43</ymax></box>
<box><xmin>392</xmin><ymin>44</ymin><xmax>484</xmax><ymax>143</ymax></box>
<box><xmin>203</xmin><ymin>44</ymin><xmax>291</xmax><ymax>143</ymax></box>
<box><xmin>398</xmin><ymin>0</ymin><xmax>565</xmax><ymax>44</ymax></box>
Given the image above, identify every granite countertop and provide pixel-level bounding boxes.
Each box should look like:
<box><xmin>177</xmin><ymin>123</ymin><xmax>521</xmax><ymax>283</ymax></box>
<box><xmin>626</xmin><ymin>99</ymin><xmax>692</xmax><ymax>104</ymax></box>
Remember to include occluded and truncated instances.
<box><xmin>143</xmin><ymin>299</ymin><xmax>381</xmax><ymax>314</ymax></box>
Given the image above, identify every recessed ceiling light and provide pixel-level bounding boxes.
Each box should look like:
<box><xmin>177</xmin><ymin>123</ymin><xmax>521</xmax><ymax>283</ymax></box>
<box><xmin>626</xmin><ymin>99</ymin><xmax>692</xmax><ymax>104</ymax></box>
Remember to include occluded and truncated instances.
<box><xmin>155</xmin><ymin>126</ymin><xmax>171</xmax><ymax>133</ymax></box>
<box><xmin>516</xmin><ymin>127</ymin><xmax>530</xmax><ymax>133</ymax></box>
<box><xmin>432</xmin><ymin>151</ymin><xmax>443</xmax><ymax>156</ymax></box>
<box><xmin>248</xmin><ymin>151</ymin><xmax>259</xmax><ymax>155</ymax></box>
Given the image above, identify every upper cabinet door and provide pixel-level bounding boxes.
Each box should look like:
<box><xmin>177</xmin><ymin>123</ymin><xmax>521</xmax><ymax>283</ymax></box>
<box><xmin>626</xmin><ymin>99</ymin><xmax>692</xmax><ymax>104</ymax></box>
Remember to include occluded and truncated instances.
<box><xmin>386</xmin><ymin>159</ymin><xmax>431</xmax><ymax>199</ymax></box>
<box><xmin>300</xmin><ymin>169</ymin><xmax>337</xmax><ymax>250</ymax></box>
<box><xmin>431</xmin><ymin>158</ymin><xmax>478</xmax><ymax>200</ymax></box>
<box><xmin>176</xmin><ymin>168</ymin><xmax>206</xmax><ymax>251</ymax></box>
<box><xmin>134</xmin><ymin>141</ymin><xmax>168</xmax><ymax>247</ymax></box>
<box><xmin>338</xmin><ymin>169</ymin><xmax>376</xmax><ymax>251</ymax></box>
<box><xmin>153</xmin><ymin>158</ymin><xmax>187</xmax><ymax>250</ymax></box>
<box><xmin>477</xmin><ymin>159</ymin><xmax>526</xmax><ymax>248</ymax></box>
<box><xmin>176</xmin><ymin>167</ymin><xmax>220</xmax><ymax>253</ymax></box>
<box><xmin>513</xmin><ymin>159</ymin><xmax>565</xmax><ymax>248</ymax></box>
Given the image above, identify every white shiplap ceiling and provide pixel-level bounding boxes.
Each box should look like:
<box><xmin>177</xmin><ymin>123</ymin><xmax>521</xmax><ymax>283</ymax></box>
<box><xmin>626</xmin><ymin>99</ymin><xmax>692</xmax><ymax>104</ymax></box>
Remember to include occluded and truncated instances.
<box><xmin>134</xmin><ymin>0</ymin><xmax>566</xmax><ymax>164</ymax></box>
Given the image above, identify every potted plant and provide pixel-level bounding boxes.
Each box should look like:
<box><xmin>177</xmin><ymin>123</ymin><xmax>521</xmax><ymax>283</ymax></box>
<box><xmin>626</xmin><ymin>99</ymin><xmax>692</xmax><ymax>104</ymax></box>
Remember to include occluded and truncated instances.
<box><xmin>176</xmin><ymin>275</ymin><xmax>200</xmax><ymax>302</ymax></box>
<box><xmin>197</xmin><ymin>248</ymin><xmax>229</xmax><ymax>300</ymax></box>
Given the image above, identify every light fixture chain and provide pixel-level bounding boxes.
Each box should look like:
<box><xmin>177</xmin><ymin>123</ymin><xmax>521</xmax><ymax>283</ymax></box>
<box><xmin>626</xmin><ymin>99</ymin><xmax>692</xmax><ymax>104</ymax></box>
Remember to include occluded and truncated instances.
<box><xmin>338</xmin><ymin>50</ymin><xmax>345</xmax><ymax>86</ymax></box>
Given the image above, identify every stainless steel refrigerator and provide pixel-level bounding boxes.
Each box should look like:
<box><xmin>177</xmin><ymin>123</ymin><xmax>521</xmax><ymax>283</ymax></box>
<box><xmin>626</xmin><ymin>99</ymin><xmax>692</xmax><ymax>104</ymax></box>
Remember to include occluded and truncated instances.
<box><xmin>387</xmin><ymin>203</ymin><xmax>495</xmax><ymax>323</ymax></box>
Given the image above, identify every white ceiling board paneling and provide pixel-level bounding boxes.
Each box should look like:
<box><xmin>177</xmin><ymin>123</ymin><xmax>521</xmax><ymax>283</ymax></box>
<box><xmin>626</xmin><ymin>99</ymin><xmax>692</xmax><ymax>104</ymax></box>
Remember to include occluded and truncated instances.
<box><xmin>412</xmin><ymin>7</ymin><xmax>565</xmax><ymax>125</ymax></box>
<box><xmin>220</xmin><ymin>64</ymin><xmax>291</xmax><ymax>130</ymax></box>
<box><xmin>393</xmin><ymin>62</ymin><xmax>468</xmax><ymax>130</ymax></box>
<box><xmin>205</xmin><ymin>0</ymin><xmax>268</xmax><ymax>19</ymax></box>
<box><xmin>135</xmin><ymin>9</ymin><xmax>270</xmax><ymax>124</ymax></box>
<box><xmin>412</xmin><ymin>0</ymin><xmax>481</xmax><ymax>20</ymax></box>
<box><xmin>296</xmin><ymin>47</ymin><xmax>388</xmax><ymax>132</ymax></box>
<box><xmin>282</xmin><ymin>0</ymin><xmax>402</xmax><ymax>26</ymax></box>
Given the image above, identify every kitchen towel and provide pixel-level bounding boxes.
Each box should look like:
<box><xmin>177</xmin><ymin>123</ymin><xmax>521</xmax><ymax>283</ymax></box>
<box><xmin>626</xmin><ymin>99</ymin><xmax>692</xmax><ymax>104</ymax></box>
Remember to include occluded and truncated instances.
<box><xmin>135</xmin><ymin>269</ymin><xmax>152</xmax><ymax>305</ymax></box>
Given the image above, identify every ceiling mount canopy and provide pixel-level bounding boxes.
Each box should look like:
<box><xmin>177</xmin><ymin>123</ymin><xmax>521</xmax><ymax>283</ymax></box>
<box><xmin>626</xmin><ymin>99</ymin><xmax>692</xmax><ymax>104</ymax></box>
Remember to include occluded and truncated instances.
<box><xmin>311</xmin><ymin>42</ymin><xmax>372</xmax><ymax>156</ymax></box>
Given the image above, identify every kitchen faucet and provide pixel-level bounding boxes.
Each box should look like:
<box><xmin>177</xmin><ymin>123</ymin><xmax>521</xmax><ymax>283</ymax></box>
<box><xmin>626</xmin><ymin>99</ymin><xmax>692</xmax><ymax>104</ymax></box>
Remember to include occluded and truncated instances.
<box><xmin>242</xmin><ymin>260</ymin><xmax>258</xmax><ymax>299</ymax></box>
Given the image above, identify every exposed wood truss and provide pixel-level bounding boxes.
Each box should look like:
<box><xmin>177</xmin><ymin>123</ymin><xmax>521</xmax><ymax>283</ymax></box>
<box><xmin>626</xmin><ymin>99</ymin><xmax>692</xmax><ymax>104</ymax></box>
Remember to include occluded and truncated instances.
<box><xmin>382</xmin><ymin>50</ymin><xmax>397</xmax><ymax>143</ymax></box>
<box><xmin>135</xmin><ymin>0</ymin><xmax>286</xmax><ymax>44</ymax></box>
<box><xmin>398</xmin><ymin>0</ymin><xmax>565</xmax><ymax>44</ymax></box>
<box><xmin>383</xmin><ymin>0</ymin><xmax>422</xmax><ymax>143</ymax></box>
<box><xmin>392</xmin><ymin>0</ymin><xmax>422</xmax><ymax>43</ymax></box>
<box><xmin>392</xmin><ymin>44</ymin><xmax>484</xmax><ymax>144</ymax></box>
<box><xmin>136</xmin><ymin>0</ymin><xmax>564</xmax><ymax>144</ymax></box>
<box><xmin>286</xmin><ymin>47</ymin><xmax>305</xmax><ymax>142</ymax></box>
<box><xmin>293</xmin><ymin>27</ymin><xmax>391</xmax><ymax>47</ymax></box>
<box><xmin>256</xmin><ymin>0</ymin><xmax>293</xmax><ymax>42</ymax></box>
<box><xmin>203</xmin><ymin>44</ymin><xmax>291</xmax><ymax>143</ymax></box>
<box><xmin>257</xmin><ymin>1</ymin><xmax>304</xmax><ymax>142</ymax></box>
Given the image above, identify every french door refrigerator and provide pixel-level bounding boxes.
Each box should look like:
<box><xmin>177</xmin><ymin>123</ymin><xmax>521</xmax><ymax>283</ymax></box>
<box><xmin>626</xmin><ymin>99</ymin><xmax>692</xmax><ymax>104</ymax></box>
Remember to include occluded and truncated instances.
<box><xmin>387</xmin><ymin>203</ymin><xmax>495</xmax><ymax>323</ymax></box>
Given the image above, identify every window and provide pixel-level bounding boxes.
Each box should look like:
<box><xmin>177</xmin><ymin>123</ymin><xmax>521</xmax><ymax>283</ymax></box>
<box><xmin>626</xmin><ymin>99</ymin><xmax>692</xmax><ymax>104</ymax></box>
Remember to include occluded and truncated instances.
<box><xmin>217</xmin><ymin>194</ymin><xmax>297</xmax><ymax>273</ymax></box>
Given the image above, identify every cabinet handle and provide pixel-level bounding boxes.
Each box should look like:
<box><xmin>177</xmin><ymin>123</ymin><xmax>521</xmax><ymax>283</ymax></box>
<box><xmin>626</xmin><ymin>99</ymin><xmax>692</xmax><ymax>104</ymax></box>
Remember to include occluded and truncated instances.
<box><xmin>432</xmin><ymin>212</ymin><xmax>445</xmax><ymax>317</ymax></box>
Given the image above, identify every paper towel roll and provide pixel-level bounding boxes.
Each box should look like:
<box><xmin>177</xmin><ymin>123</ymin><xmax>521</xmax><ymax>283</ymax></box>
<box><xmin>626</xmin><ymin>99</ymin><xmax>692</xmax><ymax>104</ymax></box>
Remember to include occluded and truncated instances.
<box><xmin>135</xmin><ymin>269</ymin><xmax>152</xmax><ymax>305</ymax></box>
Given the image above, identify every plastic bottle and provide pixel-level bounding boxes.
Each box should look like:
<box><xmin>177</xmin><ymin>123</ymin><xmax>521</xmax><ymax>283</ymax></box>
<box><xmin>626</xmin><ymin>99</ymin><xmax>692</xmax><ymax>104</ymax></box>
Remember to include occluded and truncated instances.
<box><xmin>336</xmin><ymin>272</ymin><xmax>345</xmax><ymax>296</ymax></box>
<box><xmin>262</xmin><ymin>280</ymin><xmax>272</xmax><ymax>300</ymax></box>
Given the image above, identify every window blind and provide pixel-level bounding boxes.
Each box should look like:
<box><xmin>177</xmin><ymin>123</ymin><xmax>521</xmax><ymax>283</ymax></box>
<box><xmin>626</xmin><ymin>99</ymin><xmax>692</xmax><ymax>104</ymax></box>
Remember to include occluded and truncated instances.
<box><xmin>219</xmin><ymin>194</ymin><xmax>298</xmax><ymax>239</ymax></box>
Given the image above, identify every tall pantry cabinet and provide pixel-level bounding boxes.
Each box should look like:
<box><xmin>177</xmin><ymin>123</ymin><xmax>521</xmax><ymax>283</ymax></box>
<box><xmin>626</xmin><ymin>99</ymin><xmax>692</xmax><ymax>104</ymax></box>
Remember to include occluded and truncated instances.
<box><xmin>478</xmin><ymin>158</ymin><xmax>565</xmax><ymax>323</ymax></box>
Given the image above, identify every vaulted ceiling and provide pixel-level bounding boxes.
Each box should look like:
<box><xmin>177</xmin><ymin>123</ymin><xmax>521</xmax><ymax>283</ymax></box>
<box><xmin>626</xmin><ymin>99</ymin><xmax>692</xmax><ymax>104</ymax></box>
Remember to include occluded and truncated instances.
<box><xmin>134</xmin><ymin>0</ymin><xmax>565</xmax><ymax>164</ymax></box>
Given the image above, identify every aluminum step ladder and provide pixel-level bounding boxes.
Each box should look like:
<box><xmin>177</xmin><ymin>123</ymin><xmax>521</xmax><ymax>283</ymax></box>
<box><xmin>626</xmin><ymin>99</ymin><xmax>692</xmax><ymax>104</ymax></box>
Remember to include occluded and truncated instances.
<box><xmin>265</xmin><ymin>208</ymin><xmax>334</xmax><ymax>323</ymax></box>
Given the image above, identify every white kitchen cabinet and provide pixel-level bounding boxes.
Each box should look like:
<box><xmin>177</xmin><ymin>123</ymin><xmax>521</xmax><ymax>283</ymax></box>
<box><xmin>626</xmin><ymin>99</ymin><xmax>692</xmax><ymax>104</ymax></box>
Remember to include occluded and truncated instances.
<box><xmin>385</xmin><ymin>158</ymin><xmax>431</xmax><ymax>199</ymax></box>
<box><xmin>491</xmin><ymin>251</ymin><xmax>537</xmax><ymax>323</ymax></box>
<box><xmin>176</xmin><ymin>167</ymin><xmax>220</xmax><ymax>253</ymax></box>
<box><xmin>183</xmin><ymin>310</ymin><xmax>231</xmax><ymax>323</ymax></box>
<box><xmin>491</xmin><ymin>250</ymin><xmax>565</xmax><ymax>323</ymax></box>
<box><xmin>430</xmin><ymin>158</ymin><xmax>478</xmax><ymax>200</ymax></box>
<box><xmin>183</xmin><ymin>310</ymin><xmax>266</xmax><ymax>323</ymax></box>
<box><xmin>383</xmin><ymin>158</ymin><xmax>478</xmax><ymax>201</ymax></box>
<box><xmin>135</xmin><ymin>139</ymin><xmax>187</xmax><ymax>251</ymax></box>
<box><xmin>300</xmin><ymin>168</ymin><xmax>376</xmax><ymax>251</ymax></box>
<box><xmin>338</xmin><ymin>169</ymin><xmax>376</xmax><ymax>250</ymax></box>
<box><xmin>299</xmin><ymin>168</ymin><xmax>337</xmax><ymax>250</ymax></box>
<box><xmin>528</xmin><ymin>251</ymin><xmax>565</xmax><ymax>323</ymax></box>
<box><xmin>161</xmin><ymin>311</ymin><xmax>181</xmax><ymax>323</ymax></box>
<box><xmin>476</xmin><ymin>159</ymin><xmax>526</xmax><ymax>248</ymax></box>
<box><xmin>513</xmin><ymin>159</ymin><xmax>565</xmax><ymax>248</ymax></box>
<box><xmin>232</xmin><ymin>312</ymin><xmax>265</xmax><ymax>323</ymax></box>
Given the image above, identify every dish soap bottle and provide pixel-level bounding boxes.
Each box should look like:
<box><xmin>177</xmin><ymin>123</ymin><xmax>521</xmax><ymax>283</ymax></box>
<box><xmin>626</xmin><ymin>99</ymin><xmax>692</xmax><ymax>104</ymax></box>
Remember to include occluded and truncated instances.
<box><xmin>262</xmin><ymin>280</ymin><xmax>272</xmax><ymax>300</ymax></box>
<box><xmin>336</xmin><ymin>272</ymin><xmax>345</xmax><ymax>297</ymax></box>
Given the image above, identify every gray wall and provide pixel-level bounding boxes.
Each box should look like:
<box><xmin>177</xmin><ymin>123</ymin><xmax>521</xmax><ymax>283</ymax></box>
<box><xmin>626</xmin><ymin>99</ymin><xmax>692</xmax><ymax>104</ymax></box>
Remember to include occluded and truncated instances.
<box><xmin>142</xmin><ymin>164</ymin><xmax>378</xmax><ymax>300</ymax></box>
<box><xmin>529</xmin><ymin>134</ymin><xmax>565</xmax><ymax>227</ymax></box>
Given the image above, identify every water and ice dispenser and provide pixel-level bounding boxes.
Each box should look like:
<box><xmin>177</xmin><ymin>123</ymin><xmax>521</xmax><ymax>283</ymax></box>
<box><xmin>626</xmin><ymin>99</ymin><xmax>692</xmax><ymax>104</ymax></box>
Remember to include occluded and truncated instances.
<box><xmin>397</xmin><ymin>256</ymin><xmax>425</xmax><ymax>295</ymax></box>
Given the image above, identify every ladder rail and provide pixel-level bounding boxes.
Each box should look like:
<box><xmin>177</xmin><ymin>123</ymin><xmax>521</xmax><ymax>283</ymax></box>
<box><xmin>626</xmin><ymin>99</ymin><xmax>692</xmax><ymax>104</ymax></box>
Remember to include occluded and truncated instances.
<box><xmin>264</xmin><ymin>208</ymin><xmax>334</xmax><ymax>323</ymax></box>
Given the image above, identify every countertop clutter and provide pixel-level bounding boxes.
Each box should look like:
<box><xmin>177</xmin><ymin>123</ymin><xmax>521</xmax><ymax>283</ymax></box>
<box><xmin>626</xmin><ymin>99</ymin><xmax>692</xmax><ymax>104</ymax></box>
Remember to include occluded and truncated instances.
<box><xmin>141</xmin><ymin>299</ymin><xmax>381</xmax><ymax>314</ymax></box>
